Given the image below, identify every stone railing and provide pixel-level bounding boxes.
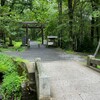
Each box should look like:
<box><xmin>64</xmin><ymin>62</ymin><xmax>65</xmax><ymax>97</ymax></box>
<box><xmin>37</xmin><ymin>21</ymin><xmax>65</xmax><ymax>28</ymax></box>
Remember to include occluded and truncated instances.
<box><xmin>35</xmin><ymin>58</ymin><xmax>51</xmax><ymax>100</ymax></box>
<box><xmin>87</xmin><ymin>55</ymin><xmax>100</xmax><ymax>72</ymax></box>
<box><xmin>21</xmin><ymin>58</ymin><xmax>51</xmax><ymax>100</ymax></box>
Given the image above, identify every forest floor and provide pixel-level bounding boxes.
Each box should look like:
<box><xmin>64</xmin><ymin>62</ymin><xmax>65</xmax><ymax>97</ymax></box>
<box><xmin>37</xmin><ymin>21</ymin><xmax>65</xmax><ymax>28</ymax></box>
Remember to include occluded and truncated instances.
<box><xmin>3</xmin><ymin>41</ymin><xmax>100</xmax><ymax>100</ymax></box>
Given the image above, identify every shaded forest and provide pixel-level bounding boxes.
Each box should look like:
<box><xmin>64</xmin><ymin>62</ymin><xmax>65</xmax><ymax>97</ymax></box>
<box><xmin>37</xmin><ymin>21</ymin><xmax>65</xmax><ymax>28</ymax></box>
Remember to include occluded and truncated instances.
<box><xmin>0</xmin><ymin>0</ymin><xmax>100</xmax><ymax>52</ymax></box>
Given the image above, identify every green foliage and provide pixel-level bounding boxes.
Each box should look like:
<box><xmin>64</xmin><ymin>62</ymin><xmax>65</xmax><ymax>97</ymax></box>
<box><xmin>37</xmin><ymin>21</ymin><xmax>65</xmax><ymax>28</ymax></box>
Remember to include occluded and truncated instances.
<box><xmin>0</xmin><ymin>42</ymin><xmax>26</xmax><ymax>52</ymax></box>
<box><xmin>45</xmin><ymin>19</ymin><xmax>58</xmax><ymax>36</ymax></box>
<box><xmin>0</xmin><ymin>54</ymin><xmax>16</xmax><ymax>74</ymax></box>
<box><xmin>13</xmin><ymin>42</ymin><xmax>22</xmax><ymax>49</ymax></box>
<box><xmin>0</xmin><ymin>0</ymin><xmax>100</xmax><ymax>52</ymax></box>
<box><xmin>13</xmin><ymin>41</ymin><xmax>26</xmax><ymax>51</ymax></box>
<box><xmin>0</xmin><ymin>54</ymin><xmax>27</xmax><ymax>100</ymax></box>
<box><xmin>35</xmin><ymin>38</ymin><xmax>42</xmax><ymax>44</ymax></box>
<box><xmin>92</xmin><ymin>10</ymin><xmax>100</xmax><ymax>18</ymax></box>
<box><xmin>97</xmin><ymin>65</ymin><xmax>100</xmax><ymax>69</ymax></box>
<box><xmin>66</xmin><ymin>50</ymin><xmax>74</xmax><ymax>54</ymax></box>
<box><xmin>1</xmin><ymin>72</ymin><xmax>24</xmax><ymax>100</ymax></box>
<box><xmin>0</xmin><ymin>47</ymin><xmax>8</xmax><ymax>52</ymax></box>
<box><xmin>14</xmin><ymin>57</ymin><xmax>29</xmax><ymax>63</ymax></box>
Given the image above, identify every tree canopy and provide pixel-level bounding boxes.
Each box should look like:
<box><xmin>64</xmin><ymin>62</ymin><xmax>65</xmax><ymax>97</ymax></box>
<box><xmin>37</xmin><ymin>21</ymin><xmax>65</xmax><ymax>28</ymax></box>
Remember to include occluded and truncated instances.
<box><xmin>0</xmin><ymin>0</ymin><xmax>100</xmax><ymax>52</ymax></box>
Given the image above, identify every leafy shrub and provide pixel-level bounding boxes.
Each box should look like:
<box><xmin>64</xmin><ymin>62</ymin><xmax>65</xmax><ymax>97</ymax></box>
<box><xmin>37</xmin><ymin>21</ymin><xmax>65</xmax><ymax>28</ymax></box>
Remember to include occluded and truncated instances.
<box><xmin>0</xmin><ymin>53</ymin><xmax>27</xmax><ymax>100</ymax></box>
<box><xmin>97</xmin><ymin>65</ymin><xmax>100</xmax><ymax>69</ymax></box>
<box><xmin>13</xmin><ymin>42</ymin><xmax>22</xmax><ymax>50</ymax></box>
<box><xmin>0</xmin><ymin>54</ymin><xmax>16</xmax><ymax>74</ymax></box>
<box><xmin>14</xmin><ymin>57</ymin><xmax>28</xmax><ymax>63</ymax></box>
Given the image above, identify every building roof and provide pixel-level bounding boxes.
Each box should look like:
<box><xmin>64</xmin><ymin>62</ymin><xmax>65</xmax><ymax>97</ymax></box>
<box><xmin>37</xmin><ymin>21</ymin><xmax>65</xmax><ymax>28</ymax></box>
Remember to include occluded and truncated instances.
<box><xmin>47</xmin><ymin>36</ymin><xmax>58</xmax><ymax>39</ymax></box>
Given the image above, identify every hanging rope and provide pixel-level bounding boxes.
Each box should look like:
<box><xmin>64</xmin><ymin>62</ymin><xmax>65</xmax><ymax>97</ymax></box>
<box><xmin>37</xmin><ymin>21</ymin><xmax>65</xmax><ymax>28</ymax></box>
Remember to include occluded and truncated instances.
<box><xmin>94</xmin><ymin>39</ymin><xmax>100</xmax><ymax>57</ymax></box>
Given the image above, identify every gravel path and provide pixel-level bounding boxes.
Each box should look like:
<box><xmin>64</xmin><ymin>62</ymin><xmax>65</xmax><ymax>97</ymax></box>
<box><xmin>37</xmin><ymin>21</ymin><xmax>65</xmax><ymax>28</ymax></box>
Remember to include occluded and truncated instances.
<box><xmin>4</xmin><ymin>42</ymin><xmax>85</xmax><ymax>62</ymax></box>
<box><xmin>4</xmin><ymin>41</ymin><xmax>100</xmax><ymax>100</ymax></box>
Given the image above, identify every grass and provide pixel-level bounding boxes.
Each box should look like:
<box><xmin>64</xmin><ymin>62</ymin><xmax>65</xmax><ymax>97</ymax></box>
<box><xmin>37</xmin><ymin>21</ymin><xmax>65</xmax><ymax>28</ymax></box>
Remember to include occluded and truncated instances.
<box><xmin>66</xmin><ymin>50</ymin><xmax>75</xmax><ymax>54</ymax></box>
<box><xmin>0</xmin><ymin>41</ymin><xmax>26</xmax><ymax>52</ymax></box>
<box><xmin>0</xmin><ymin>47</ymin><xmax>8</xmax><ymax>52</ymax></box>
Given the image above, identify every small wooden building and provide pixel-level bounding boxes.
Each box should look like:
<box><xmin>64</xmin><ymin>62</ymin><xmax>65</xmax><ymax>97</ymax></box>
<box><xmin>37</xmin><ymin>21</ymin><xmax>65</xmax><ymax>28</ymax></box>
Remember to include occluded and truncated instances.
<box><xmin>47</xmin><ymin>36</ymin><xmax>58</xmax><ymax>47</ymax></box>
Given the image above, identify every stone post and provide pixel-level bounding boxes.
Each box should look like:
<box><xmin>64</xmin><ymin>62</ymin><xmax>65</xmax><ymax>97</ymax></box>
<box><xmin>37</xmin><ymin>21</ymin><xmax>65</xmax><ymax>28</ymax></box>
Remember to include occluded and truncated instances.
<box><xmin>87</xmin><ymin>55</ymin><xmax>95</xmax><ymax>67</ymax></box>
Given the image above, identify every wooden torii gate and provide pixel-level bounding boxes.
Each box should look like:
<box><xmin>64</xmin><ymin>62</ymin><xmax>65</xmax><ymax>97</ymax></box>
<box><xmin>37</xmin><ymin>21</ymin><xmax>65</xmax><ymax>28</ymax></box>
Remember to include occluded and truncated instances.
<box><xmin>22</xmin><ymin>21</ymin><xmax>44</xmax><ymax>45</ymax></box>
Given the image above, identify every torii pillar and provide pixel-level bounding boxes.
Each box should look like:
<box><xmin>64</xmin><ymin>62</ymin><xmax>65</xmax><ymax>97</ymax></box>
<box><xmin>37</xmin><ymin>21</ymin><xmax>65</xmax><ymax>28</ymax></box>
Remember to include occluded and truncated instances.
<box><xmin>26</xmin><ymin>24</ymin><xmax>28</xmax><ymax>45</ymax></box>
<box><xmin>41</xmin><ymin>25</ymin><xmax>44</xmax><ymax>44</ymax></box>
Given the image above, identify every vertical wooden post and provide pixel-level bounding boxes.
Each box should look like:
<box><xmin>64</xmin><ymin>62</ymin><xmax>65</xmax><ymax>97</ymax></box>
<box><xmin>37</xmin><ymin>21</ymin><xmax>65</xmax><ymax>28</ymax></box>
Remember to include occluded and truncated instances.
<box><xmin>41</xmin><ymin>26</ymin><xmax>44</xmax><ymax>45</ymax></box>
<box><xmin>3</xmin><ymin>33</ymin><xmax>6</xmax><ymax>44</ymax></box>
<box><xmin>26</xmin><ymin>24</ymin><xmax>28</xmax><ymax>45</ymax></box>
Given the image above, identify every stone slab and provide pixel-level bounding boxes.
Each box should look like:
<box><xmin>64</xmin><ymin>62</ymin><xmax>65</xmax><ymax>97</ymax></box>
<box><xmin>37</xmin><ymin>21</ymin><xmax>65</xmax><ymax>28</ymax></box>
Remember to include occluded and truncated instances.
<box><xmin>35</xmin><ymin>58</ymin><xmax>51</xmax><ymax>100</ymax></box>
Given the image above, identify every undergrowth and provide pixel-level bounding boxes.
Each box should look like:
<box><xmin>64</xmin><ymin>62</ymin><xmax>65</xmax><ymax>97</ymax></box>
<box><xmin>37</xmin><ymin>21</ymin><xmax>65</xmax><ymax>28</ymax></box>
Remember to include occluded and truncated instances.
<box><xmin>0</xmin><ymin>41</ymin><xmax>26</xmax><ymax>52</ymax></box>
<box><xmin>0</xmin><ymin>53</ymin><xmax>27</xmax><ymax>100</ymax></box>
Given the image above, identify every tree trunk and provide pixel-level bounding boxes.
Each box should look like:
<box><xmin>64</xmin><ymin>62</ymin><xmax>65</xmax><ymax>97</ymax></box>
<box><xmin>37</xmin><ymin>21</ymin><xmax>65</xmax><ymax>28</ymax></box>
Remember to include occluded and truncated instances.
<box><xmin>91</xmin><ymin>0</ymin><xmax>95</xmax><ymax>45</ymax></box>
<box><xmin>91</xmin><ymin>0</ymin><xmax>100</xmax><ymax>45</ymax></box>
<box><xmin>41</xmin><ymin>26</ymin><xmax>44</xmax><ymax>45</ymax></box>
<box><xmin>1</xmin><ymin>0</ymin><xmax>6</xmax><ymax>6</ymax></box>
<box><xmin>96</xmin><ymin>18</ymin><xmax>99</xmax><ymax>42</ymax></box>
<box><xmin>3</xmin><ymin>34</ymin><xmax>6</xmax><ymax>45</ymax></box>
<box><xmin>94</xmin><ymin>39</ymin><xmax>100</xmax><ymax>57</ymax></box>
<box><xmin>9</xmin><ymin>37</ymin><xmax>13</xmax><ymax>46</ymax></box>
<box><xmin>10</xmin><ymin>0</ymin><xmax>15</xmax><ymax>11</ymax></box>
<box><xmin>58</xmin><ymin>0</ymin><xmax>62</xmax><ymax>47</ymax></box>
<box><xmin>1</xmin><ymin>0</ymin><xmax>6</xmax><ymax>45</ymax></box>
<box><xmin>68</xmin><ymin>0</ymin><xmax>74</xmax><ymax>49</ymax></box>
<box><xmin>91</xmin><ymin>17</ymin><xmax>95</xmax><ymax>44</ymax></box>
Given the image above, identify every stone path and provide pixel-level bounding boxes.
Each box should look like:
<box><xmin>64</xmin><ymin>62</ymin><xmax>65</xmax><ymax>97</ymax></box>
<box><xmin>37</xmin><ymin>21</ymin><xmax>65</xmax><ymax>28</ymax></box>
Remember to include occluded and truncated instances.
<box><xmin>4</xmin><ymin>41</ymin><xmax>100</xmax><ymax>100</ymax></box>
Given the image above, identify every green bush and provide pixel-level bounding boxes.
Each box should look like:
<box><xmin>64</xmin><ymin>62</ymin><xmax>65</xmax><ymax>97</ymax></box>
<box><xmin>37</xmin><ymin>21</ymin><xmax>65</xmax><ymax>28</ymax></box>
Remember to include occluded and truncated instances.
<box><xmin>97</xmin><ymin>65</ymin><xmax>100</xmax><ymax>69</ymax></box>
<box><xmin>13</xmin><ymin>42</ymin><xmax>22</xmax><ymax>49</ymax></box>
<box><xmin>0</xmin><ymin>53</ymin><xmax>27</xmax><ymax>100</ymax></box>
<box><xmin>0</xmin><ymin>54</ymin><xmax>16</xmax><ymax>74</ymax></box>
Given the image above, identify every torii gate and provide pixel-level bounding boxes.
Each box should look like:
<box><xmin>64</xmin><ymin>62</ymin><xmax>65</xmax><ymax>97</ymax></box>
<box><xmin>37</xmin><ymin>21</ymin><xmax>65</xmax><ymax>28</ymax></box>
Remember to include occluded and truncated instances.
<box><xmin>22</xmin><ymin>21</ymin><xmax>44</xmax><ymax>45</ymax></box>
